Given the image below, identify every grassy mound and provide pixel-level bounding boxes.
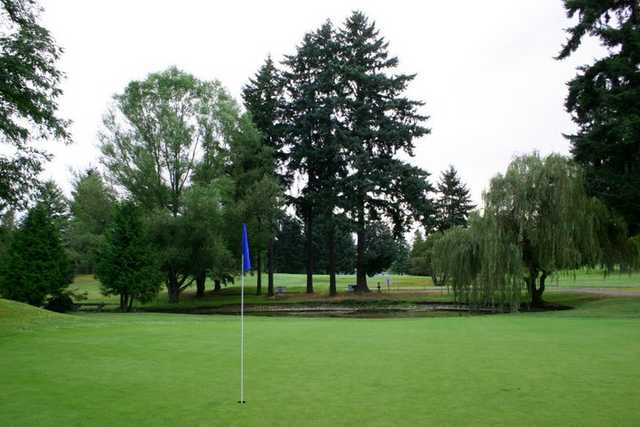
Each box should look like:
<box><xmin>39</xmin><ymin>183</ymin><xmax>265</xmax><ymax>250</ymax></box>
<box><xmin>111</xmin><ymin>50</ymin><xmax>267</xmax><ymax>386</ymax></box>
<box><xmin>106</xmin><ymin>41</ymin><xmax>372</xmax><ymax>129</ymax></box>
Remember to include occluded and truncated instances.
<box><xmin>0</xmin><ymin>298</ymin><xmax>72</xmax><ymax>333</ymax></box>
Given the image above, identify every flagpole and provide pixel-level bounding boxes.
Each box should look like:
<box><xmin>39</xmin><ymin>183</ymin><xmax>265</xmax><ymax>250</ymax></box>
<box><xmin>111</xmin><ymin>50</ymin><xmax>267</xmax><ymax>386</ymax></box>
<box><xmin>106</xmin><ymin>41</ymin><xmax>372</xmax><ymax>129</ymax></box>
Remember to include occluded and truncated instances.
<box><xmin>240</xmin><ymin>253</ymin><xmax>245</xmax><ymax>404</ymax></box>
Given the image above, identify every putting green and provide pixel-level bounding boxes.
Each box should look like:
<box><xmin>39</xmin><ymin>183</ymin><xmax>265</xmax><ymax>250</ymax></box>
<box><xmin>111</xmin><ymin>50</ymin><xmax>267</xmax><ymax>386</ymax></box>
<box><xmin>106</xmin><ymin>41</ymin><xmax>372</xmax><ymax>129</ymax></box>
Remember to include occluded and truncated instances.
<box><xmin>1</xmin><ymin>297</ymin><xmax>639</xmax><ymax>426</ymax></box>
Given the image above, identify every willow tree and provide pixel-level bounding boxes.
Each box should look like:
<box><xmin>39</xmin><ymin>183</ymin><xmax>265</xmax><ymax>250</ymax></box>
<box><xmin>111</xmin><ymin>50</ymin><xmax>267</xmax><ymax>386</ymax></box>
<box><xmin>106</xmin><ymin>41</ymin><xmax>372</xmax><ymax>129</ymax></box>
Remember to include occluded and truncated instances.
<box><xmin>434</xmin><ymin>153</ymin><xmax>630</xmax><ymax>309</ymax></box>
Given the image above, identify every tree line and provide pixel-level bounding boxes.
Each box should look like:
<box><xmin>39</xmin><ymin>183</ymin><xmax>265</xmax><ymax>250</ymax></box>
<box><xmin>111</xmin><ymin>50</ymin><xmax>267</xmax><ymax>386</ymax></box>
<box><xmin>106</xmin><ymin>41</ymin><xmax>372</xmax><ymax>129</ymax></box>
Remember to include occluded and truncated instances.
<box><xmin>1</xmin><ymin>1</ymin><xmax>639</xmax><ymax>312</ymax></box>
<box><xmin>0</xmin><ymin>6</ymin><xmax>451</xmax><ymax>309</ymax></box>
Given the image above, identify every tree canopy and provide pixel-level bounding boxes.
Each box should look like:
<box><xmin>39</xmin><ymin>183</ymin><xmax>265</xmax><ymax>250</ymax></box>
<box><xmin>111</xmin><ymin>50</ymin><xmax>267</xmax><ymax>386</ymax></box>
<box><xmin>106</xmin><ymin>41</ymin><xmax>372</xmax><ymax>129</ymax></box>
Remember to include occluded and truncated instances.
<box><xmin>0</xmin><ymin>203</ymin><xmax>72</xmax><ymax>306</ymax></box>
<box><xmin>0</xmin><ymin>0</ymin><xmax>70</xmax><ymax>212</ymax></box>
<box><xmin>558</xmin><ymin>0</ymin><xmax>640</xmax><ymax>235</ymax></box>
<box><xmin>96</xmin><ymin>201</ymin><xmax>162</xmax><ymax>311</ymax></box>
<box><xmin>433</xmin><ymin>153</ymin><xmax>632</xmax><ymax>310</ymax></box>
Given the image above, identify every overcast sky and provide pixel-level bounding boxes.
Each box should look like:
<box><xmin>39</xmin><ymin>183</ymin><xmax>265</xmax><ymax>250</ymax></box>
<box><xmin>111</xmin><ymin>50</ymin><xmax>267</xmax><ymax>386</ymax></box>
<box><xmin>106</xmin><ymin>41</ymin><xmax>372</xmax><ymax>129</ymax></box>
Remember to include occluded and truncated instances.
<box><xmin>41</xmin><ymin>0</ymin><xmax>605</xmax><ymax>205</ymax></box>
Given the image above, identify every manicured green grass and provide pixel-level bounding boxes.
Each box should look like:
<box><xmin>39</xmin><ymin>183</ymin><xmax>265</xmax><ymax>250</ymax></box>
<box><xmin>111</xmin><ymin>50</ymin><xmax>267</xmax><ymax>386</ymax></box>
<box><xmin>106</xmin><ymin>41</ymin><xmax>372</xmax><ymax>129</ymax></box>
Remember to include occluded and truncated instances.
<box><xmin>553</xmin><ymin>269</ymin><xmax>640</xmax><ymax>289</ymax></box>
<box><xmin>1</xmin><ymin>296</ymin><xmax>639</xmax><ymax>426</ymax></box>
<box><xmin>69</xmin><ymin>270</ymin><xmax>640</xmax><ymax>312</ymax></box>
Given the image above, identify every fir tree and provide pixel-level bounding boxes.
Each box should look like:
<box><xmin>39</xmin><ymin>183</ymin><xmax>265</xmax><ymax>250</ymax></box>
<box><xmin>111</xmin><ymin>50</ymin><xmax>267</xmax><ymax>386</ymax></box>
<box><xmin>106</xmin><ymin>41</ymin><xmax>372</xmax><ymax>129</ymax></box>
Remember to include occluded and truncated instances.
<box><xmin>0</xmin><ymin>204</ymin><xmax>72</xmax><ymax>306</ymax></box>
<box><xmin>242</xmin><ymin>56</ymin><xmax>286</xmax><ymax>296</ymax></box>
<box><xmin>557</xmin><ymin>0</ymin><xmax>640</xmax><ymax>234</ymax></box>
<box><xmin>282</xmin><ymin>21</ymin><xmax>345</xmax><ymax>294</ymax></box>
<box><xmin>435</xmin><ymin>166</ymin><xmax>475</xmax><ymax>232</ymax></box>
<box><xmin>96</xmin><ymin>202</ymin><xmax>162</xmax><ymax>311</ymax></box>
<box><xmin>337</xmin><ymin>11</ymin><xmax>433</xmax><ymax>290</ymax></box>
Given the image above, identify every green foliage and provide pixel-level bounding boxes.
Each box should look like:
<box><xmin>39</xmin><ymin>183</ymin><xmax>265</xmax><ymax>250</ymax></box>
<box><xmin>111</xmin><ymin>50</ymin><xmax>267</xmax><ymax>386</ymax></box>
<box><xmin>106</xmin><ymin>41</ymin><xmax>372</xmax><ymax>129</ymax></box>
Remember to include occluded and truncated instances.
<box><xmin>389</xmin><ymin>236</ymin><xmax>410</xmax><ymax>274</ymax></box>
<box><xmin>43</xmin><ymin>288</ymin><xmax>86</xmax><ymax>313</ymax></box>
<box><xmin>0</xmin><ymin>209</ymin><xmax>16</xmax><ymax>278</ymax></box>
<box><xmin>272</xmin><ymin>214</ymin><xmax>305</xmax><ymax>274</ymax></box>
<box><xmin>433</xmin><ymin>165</ymin><xmax>475</xmax><ymax>232</ymax></box>
<box><xmin>0</xmin><ymin>0</ymin><xmax>70</xmax><ymax>212</ymax></box>
<box><xmin>100</xmin><ymin>67</ymin><xmax>235</xmax><ymax>215</ymax></box>
<box><xmin>408</xmin><ymin>231</ymin><xmax>428</xmax><ymax>276</ymax></box>
<box><xmin>182</xmin><ymin>183</ymin><xmax>234</xmax><ymax>289</ymax></box>
<box><xmin>313</xmin><ymin>216</ymin><xmax>355</xmax><ymax>275</ymax></box>
<box><xmin>66</xmin><ymin>169</ymin><xmax>114</xmax><ymax>274</ymax></box>
<box><xmin>279</xmin><ymin>12</ymin><xmax>434</xmax><ymax>290</ymax></box>
<box><xmin>100</xmin><ymin>67</ymin><xmax>250</xmax><ymax>302</ymax></box>
<box><xmin>434</xmin><ymin>153</ymin><xmax>633</xmax><ymax>310</ymax></box>
<box><xmin>557</xmin><ymin>0</ymin><xmax>640</xmax><ymax>234</ymax></box>
<box><xmin>272</xmin><ymin>214</ymin><xmax>355</xmax><ymax>275</ymax></box>
<box><xmin>36</xmin><ymin>180</ymin><xmax>69</xmax><ymax>233</ymax></box>
<box><xmin>0</xmin><ymin>204</ymin><xmax>72</xmax><ymax>306</ymax></box>
<box><xmin>408</xmin><ymin>231</ymin><xmax>449</xmax><ymax>286</ymax></box>
<box><xmin>96</xmin><ymin>202</ymin><xmax>162</xmax><ymax>311</ymax></box>
<box><xmin>242</xmin><ymin>55</ymin><xmax>286</xmax><ymax>177</ymax></box>
<box><xmin>363</xmin><ymin>221</ymin><xmax>404</xmax><ymax>277</ymax></box>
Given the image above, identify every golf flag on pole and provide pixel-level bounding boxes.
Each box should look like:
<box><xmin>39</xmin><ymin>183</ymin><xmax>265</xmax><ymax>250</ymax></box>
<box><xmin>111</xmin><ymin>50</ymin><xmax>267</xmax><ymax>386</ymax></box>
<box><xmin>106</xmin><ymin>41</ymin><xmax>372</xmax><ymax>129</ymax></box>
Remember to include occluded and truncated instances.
<box><xmin>239</xmin><ymin>223</ymin><xmax>249</xmax><ymax>404</ymax></box>
<box><xmin>242</xmin><ymin>224</ymin><xmax>251</xmax><ymax>272</ymax></box>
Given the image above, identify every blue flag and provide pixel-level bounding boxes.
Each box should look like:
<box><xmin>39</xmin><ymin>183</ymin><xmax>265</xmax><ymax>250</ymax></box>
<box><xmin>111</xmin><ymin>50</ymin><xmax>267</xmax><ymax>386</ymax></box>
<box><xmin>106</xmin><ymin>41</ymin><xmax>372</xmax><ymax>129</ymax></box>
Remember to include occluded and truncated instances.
<box><xmin>241</xmin><ymin>223</ymin><xmax>251</xmax><ymax>273</ymax></box>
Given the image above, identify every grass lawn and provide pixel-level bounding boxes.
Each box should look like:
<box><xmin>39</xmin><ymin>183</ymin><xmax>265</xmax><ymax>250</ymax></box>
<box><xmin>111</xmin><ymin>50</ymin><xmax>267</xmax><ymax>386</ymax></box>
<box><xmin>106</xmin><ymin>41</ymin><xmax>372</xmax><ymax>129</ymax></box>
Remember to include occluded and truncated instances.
<box><xmin>1</xmin><ymin>295</ymin><xmax>639</xmax><ymax>426</ymax></box>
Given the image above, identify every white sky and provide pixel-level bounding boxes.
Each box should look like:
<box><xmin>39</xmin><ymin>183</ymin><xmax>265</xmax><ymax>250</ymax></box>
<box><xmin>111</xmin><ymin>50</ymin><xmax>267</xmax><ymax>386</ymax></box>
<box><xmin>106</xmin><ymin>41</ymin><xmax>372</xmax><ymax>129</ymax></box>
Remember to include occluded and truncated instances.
<box><xmin>40</xmin><ymin>0</ymin><xmax>605</xmax><ymax>204</ymax></box>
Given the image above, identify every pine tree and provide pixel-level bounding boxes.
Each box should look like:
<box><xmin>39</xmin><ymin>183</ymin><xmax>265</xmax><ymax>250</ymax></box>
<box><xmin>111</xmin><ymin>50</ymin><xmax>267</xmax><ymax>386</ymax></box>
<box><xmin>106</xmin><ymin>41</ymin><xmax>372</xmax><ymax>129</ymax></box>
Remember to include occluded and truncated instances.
<box><xmin>557</xmin><ymin>0</ymin><xmax>640</xmax><ymax>234</ymax></box>
<box><xmin>0</xmin><ymin>204</ymin><xmax>72</xmax><ymax>306</ymax></box>
<box><xmin>67</xmin><ymin>169</ymin><xmax>115</xmax><ymax>274</ymax></box>
<box><xmin>337</xmin><ymin>11</ymin><xmax>433</xmax><ymax>290</ymax></box>
<box><xmin>408</xmin><ymin>230</ymin><xmax>429</xmax><ymax>276</ymax></box>
<box><xmin>435</xmin><ymin>166</ymin><xmax>475</xmax><ymax>232</ymax></box>
<box><xmin>282</xmin><ymin>21</ymin><xmax>345</xmax><ymax>294</ymax></box>
<box><xmin>242</xmin><ymin>56</ymin><xmax>286</xmax><ymax>296</ymax></box>
<box><xmin>96</xmin><ymin>202</ymin><xmax>162</xmax><ymax>311</ymax></box>
<box><xmin>272</xmin><ymin>214</ymin><xmax>306</xmax><ymax>274</ymax></box>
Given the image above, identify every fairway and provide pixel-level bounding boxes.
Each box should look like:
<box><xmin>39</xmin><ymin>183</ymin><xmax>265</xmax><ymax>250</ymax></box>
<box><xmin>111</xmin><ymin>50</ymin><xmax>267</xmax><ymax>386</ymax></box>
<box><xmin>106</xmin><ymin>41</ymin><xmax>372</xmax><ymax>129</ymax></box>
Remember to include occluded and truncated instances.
<box><xmin>2</xmin><ymin>297</ymin><xmax>639</xmax><ymax>426</ymax></box>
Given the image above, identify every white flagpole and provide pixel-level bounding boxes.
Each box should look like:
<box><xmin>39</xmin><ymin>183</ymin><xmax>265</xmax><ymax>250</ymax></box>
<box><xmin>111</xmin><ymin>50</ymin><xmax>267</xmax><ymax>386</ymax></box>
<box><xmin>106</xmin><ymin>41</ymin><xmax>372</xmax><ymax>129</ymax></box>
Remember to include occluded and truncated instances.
<box><xmin>240</xmin><ymin>253</ymin><xmax>245</xmax><ymax>404</ymax></box>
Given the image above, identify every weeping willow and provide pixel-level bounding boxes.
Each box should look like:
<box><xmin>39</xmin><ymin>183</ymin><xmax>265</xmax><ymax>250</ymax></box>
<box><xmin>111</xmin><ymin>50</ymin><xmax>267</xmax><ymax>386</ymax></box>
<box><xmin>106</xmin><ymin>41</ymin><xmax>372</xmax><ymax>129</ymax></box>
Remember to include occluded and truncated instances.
<box><xmin>433</xmin><ymin>153</ymin><xmax>635</xmax><ymax>311</ymax></box>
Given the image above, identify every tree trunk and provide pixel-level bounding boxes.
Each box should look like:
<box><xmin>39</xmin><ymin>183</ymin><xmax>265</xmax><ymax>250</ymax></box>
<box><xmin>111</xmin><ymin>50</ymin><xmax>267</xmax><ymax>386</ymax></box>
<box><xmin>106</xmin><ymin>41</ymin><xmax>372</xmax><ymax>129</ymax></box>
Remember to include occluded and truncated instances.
<box><xmin>527</xmin><ymin>268</ymin><xmax>541</xmax><ymax>307</ymax></box>
<box><xmin>256</xmin><ymin>249</ymin><xmax>262</xmax><ymax>296</ymax></box>
<box><xmin>127</xmin><ymin>294</ymin><xmax>134</xmax><ymax>312</ymax></box>
<box><xmin>267</xmin><ymin>237</ymin><xmax>274</xmax><ymax>297</ymax></box>
<box><xmin>355</xmin><ymin>209</ymin><xmax>369</xmax><ymax>292</ymax></box>
<box><xmin>196</xmin><ymin>271</ymin><xmax>206</xmax><ymax>298</ymax></box>
<box><xmin>328</xmin><ymin>220</ymin><xmax>337</xmax><ymax>296</ymax></box>
<box><xmin>304</xmin><ymin>212</ymin><xmax>314</xmax><ymax>294</ymax></box>
<box><xmin>119</xmin><ymin>294</ymin><xmax>126</xmax><ymax>312</ymax></box>
<box><xmin>532</xmin><ymin>271</ymin><xmax>548</xmax><ymax>307</ymax></box>
<box><xmin>167</xmin><ymin>272</ymin><xmax>180</xmax><ymax>303</ymax></box>
<box><xmin>214</xmin><ymin>279</ymin><xmax>221</xmax><ymax>292</ymax></box>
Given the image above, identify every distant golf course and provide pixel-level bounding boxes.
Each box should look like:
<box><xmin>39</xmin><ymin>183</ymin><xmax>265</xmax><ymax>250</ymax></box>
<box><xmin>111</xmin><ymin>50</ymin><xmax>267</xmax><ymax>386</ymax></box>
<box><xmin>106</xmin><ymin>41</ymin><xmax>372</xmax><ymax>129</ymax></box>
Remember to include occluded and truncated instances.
<box><xmin>2</xmin><ymin>273</ymin><xmax>640</xmax><ymax>426</ymax></box>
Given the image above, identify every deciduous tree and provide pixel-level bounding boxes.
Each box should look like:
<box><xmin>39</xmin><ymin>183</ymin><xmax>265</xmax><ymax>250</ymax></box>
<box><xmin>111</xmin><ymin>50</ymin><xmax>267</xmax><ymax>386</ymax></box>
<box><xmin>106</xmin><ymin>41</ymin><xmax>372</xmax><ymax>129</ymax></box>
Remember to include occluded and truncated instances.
<box><xmin>0</xmin><ymin>0</ymin><xmax>70</xmax><ymax>212</ymax></box>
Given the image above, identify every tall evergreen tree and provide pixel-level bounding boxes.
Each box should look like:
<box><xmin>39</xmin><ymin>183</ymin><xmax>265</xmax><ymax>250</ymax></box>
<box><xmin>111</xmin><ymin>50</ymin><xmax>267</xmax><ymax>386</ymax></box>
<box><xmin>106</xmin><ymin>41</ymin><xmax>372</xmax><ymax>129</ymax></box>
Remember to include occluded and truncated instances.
<box><xmin>67</xmin><ymin>169</ymin><xmax>115</xmax><ymax>274</ymax></box>
<box><xmin>337</xmin><ymin>12</ymin><xmax>433</xmax><ymax>290</ymax></box>
<box><xmin>557</xmin><ymin>0</ymin><xmax>640</xmax><ymax>234</ymax></box>
<box><xmin>282</xmin><ymin>21</ymin><xmax>346</xmax><ymax>294</ymax></box>
<box><xmin>434</xmin><ymin>166</ymin><xmax>475</xmax><ymax>232</ymax></box>
<box><xmin>36</xmin><ymin>180</ymin><xmax>70</xmax><ymax>235</ymax></box>
<box><xmin>408</xmin><ymin>230</ymin><xmax>429</xmax><ymax>276</ymax></box>
<box><xmin>0</xmin><ymin>204</ymin><xmax>72</xmax><ymax>306</ymax></box>
<box><xmin>272</xmin><ymin>214</ymin><xmax>306</xmax><ymax>274</ymax></box>
<box><xmin>242</xmin><ymin>56</ymin><xmax>286</xmax><ymax>296</ymax></box>
<box><xmin>96</xmin><ymin>202</ymin><xmax>162</xmax><ymax>311</ymax></box>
